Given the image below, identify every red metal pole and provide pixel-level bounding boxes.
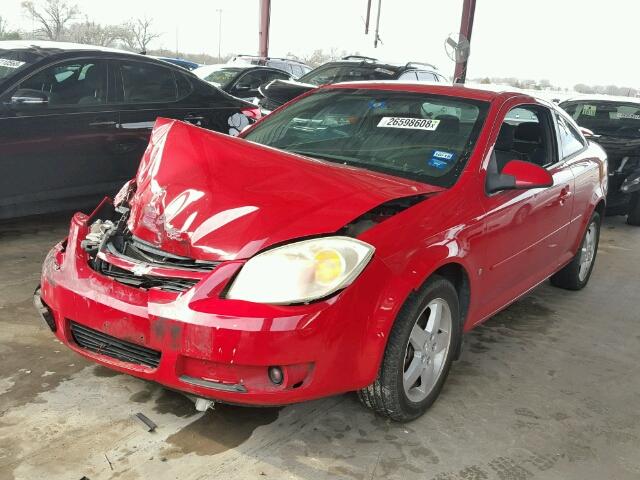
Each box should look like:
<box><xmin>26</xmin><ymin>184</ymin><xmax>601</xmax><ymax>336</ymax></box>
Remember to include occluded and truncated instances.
<box><xmin>453</xmin><ymin>0</ymin><xmax>476</xmax><ymax>83</ymax></box>
<box><xmin>258</xmin><ymin>0</ymin><xmax>271</xmax><ymax>58</ymax></box>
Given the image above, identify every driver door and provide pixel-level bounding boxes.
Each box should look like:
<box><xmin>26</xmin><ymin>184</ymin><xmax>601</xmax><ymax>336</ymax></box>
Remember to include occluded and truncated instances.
<box><xmin>475</xmin><ymin>103</ymin><xmax>575</xmax><ymax>322</ymax></box>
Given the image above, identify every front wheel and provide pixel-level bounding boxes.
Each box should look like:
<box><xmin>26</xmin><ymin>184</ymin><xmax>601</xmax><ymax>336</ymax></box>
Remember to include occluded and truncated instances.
<box><xmin>627</xmin><ymin>193</ymin><xmax>640</xmax><ymax>226</ymax></box>
<box><xmin>358</xmin><ymin>276</ymin><xmax>461</xmax><ymax>422</ymax></box>
<box><xmin>551</xmin><ymin>212</ymin><xmax>600</xmax><ymax>290</ymax></box>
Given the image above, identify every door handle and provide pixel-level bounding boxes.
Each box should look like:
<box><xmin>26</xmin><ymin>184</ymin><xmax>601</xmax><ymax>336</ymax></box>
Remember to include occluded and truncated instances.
<box><xmin>558</xmin><ymin>187</ymin><xmax>572</xmax><ymax>206</ymax></box>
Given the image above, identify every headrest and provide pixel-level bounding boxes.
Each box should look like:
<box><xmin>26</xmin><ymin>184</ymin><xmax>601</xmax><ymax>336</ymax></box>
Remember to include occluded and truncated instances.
<box><xmin>495</xmin><ymin>123</ymin><xmax>514</xmax><ymax>151</ymax></box>
<box><xmin>515</xmin><ymin>122</ymin><xmax>541</xmax><ymax>142</ymax></box>
<box><xmin>435</xmin><ymin>114</ymin><xmax>460</xmax><ymax>133</ymax></box>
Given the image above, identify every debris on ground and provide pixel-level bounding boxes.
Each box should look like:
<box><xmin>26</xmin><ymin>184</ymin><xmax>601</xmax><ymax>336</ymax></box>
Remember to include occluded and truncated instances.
<box><xmin>134</xmin><ymin>412</ymin><xmax>157</xmax><ymax>432</ymax></box>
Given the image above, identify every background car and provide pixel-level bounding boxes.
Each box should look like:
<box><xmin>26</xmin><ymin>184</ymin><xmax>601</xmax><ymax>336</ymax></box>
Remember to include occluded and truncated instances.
<box><xmin>194</xmin><ymin>64</ymin><xmax>293</xmax><ymax>103</ymax></box>
<box><xmin>560</xmin><ymin>96</ymin><xmax>640</xmax><ymax>225</ymax></box>
<box><xmin>228</xmin><ymin>54</ymin><xmax>311</xmax><ymax>78</ymax></box>
<box><xmin>152</xmin><ymin>56</ymin><xmax>202</xmax><ymax>71</ymax></box>
<box><xmin>258</xmin><ymin>55</ymin><xmax>448</xmax><ymax>112</ymax></box>
<box><xmin>0</xmin><ymin>41</ymin><xmax>261</xmax><ymax>219</ymax></box>
<box><xmin>37</xmin><ymin>83</ymin><xmax>606</xmax><ymax>422</ymax></box>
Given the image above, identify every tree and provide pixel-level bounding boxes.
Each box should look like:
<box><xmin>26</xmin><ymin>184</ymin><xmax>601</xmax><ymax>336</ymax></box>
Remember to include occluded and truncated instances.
<box><xmin>67</xmin><ymin>18</ymin><xmax>121</xmax><ymax>47</ymax></box>
<box><xmin>120</xmin><ymin>17</ymin><xmax>161</xmax><ymax>53</ymax></box>
<box><xmin>0</xmin><ymin>16</ymin><xmax>22</xmax><ymax>40</ymax></box>
<box><xmin>22</xmin><ymin>0</ymin><xmax>79</xmax><ymax>41</ymax></box>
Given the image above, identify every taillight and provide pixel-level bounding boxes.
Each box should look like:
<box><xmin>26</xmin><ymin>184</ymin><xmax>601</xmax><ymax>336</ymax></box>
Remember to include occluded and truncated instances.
<box><xmin>241</xmin><ymin>106</ymin><xmax>262</xmax><ymax>121</ymax></box>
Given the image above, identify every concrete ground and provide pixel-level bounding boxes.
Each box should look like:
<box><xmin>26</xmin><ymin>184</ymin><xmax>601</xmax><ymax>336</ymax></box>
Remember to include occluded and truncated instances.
<box><xmin>0</xmin><ymin>213</ymin><xmax>638</xmax><ymax>480</ymax></box>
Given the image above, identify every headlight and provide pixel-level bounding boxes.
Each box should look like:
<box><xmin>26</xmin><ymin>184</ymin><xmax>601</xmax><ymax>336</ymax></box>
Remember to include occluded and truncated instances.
<box><xmin>226</xmin><ymin>237</ymin><xmax>375</xmax><ymax>304</ymax></box>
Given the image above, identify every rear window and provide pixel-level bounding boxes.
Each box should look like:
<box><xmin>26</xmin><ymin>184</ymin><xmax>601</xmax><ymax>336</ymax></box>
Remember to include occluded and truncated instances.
<box><xmin>244</xmin><ymin>88</ymin><xmax>489</xmax><ymax>187</ymax></box>
<box><xmin>299</xmin><ymin>65</ymin><xmax>397</xmax><ymax>86</ymax></box>
<box><xmin>0</xmin><ymin>49</ymin><xmax>43</xmax><ymax>80</ymax></box>
<box><xmin>561</xmin><ymin>100</ymin><xmax>640</xmax><ymax>139</ymax></box>
<box><xmin>204</xmin><ymin>68</ymin><xmax>242</xmax><ymax>88</ymax></box>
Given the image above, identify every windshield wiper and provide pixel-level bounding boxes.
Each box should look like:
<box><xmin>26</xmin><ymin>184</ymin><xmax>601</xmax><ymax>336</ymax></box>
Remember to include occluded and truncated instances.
<box><xmin>287</xmin><ymin>150</ymin><xmax>359</xmax><ymax>165</ymax></box>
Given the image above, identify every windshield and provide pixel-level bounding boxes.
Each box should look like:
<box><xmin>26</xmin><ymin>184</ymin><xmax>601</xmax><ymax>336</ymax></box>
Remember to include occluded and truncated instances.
<box><xmin>244</xmin><ymin>89</ymin><xmax>489</xmax><ymax>187</ymax></box>
<box><xmin>200</xmin><ymin>67</ymin><xmax>243</xmax><ymax>88</ymax></box>
<box><xmin>562</xmin><ymin>100</ymin><xmax>640</xmax><ymax>139</ymax></box>
<box><xmin>299</xmin><ymin>65</ymin><xmax>397</xmax><ymax>86</ymax></box>
<box><xmin>0</xmin><ymin>49</ymin><xmax>42</xmax><ymax>81</ymax></box>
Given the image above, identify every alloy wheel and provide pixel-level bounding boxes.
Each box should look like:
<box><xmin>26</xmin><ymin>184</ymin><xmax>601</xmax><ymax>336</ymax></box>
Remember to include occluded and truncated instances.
<box><xmin>403</xmin><ymin>298</ymin><xmax>452</xmax><ymax>403</ymax></box>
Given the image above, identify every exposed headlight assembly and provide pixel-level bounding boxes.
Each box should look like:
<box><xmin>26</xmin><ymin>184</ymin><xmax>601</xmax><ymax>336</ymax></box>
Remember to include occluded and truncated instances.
<box><xmin>226</xmin><ymin>237</ymin><xmax>375</xmax><ymax>304</ymax></box>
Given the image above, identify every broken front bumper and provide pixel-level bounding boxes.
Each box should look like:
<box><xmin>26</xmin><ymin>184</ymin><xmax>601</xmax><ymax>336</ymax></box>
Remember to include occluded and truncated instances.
<box><xmin>37</xmin><ymin>211</ymin><xmax>389</xmax><ymax>405</ymax></box>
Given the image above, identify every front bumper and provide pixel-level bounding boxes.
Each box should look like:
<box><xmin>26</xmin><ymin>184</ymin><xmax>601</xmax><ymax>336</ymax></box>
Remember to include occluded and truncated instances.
<box><xmin>38</xmin><ymin>211</ymin><xmax>391</xmax><ymax>405</ymax></box>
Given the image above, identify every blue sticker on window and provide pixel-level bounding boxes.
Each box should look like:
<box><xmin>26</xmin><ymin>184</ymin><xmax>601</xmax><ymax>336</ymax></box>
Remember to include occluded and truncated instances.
<box><xmin>432</xmin><ymin>150</ymin><xmax>455</xmax><ymax>161</ymax></box>
<box><xmin>428</xmin><ymin>158</ymin><xmax>449</xmax><ymax>170</ymax></box>
<box><xmin>428</xmin><ymin>150</ymin><xmax>456</xmax><ymax>170</ymax></box>
<box><xmin>368</xmin><ymin>100</ymin><xmax>387</xmax><ymax>109</ymax></box>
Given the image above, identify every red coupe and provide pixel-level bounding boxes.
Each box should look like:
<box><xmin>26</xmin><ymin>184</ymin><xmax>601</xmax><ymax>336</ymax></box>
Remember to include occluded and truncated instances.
<box><xmin>36</xmin><ymin>83</ymin><xmax>607</xmax><ymax>421</ymax></box>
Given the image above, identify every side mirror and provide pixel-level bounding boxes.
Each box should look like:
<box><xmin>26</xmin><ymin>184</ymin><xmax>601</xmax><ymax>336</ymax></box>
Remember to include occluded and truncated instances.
<box><xmin>10</xmin><ymin>88</ymin><xmax>49</xmax><ymax>106</ymax></box>
<box><xmin>487</xmin><ymin>160</ymin><xmax>553</xmax><ymax>193</ymax></box>
<box><xmin>579</xmin><ymin>126</ymin><xmax>600</xmax><ymax>139</ymax></box>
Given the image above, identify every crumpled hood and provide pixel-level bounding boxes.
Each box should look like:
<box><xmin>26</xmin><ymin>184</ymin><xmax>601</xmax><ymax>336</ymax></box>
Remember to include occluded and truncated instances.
<box><xmin>127</xmin><ymin>118</ymin><xmax>442</xmax><ymax>262</ymax></box>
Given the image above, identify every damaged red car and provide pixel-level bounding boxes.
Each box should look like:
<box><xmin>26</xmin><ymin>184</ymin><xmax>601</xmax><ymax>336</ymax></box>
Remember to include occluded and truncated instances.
<box><xmin>36</xmin><ymin>83</ymin><xmax>607</xmax><ymax>421</ymax></box>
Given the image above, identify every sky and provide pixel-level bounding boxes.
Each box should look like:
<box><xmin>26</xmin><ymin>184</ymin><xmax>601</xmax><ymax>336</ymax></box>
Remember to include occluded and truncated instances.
<box><xmin>2</xmin><ymin>0</ymin><xmax>639</xmax><ymax>88</ymax></box>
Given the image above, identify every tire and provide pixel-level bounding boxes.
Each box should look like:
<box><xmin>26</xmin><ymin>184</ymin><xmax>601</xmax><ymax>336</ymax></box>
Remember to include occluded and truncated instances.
<box><xmin>627</xmin><ymin>193</ymin><xmax>640</xmax><ymax>226</ymax></box>
<box><xmin>358</xmin><ymin>275</ymin><xmax>461</xmax><ymax>422</ymax></box>
<box><xmin>550</xmin><ymin>211</ymin><xmax>601</xmax><ymax>290</ymax></box>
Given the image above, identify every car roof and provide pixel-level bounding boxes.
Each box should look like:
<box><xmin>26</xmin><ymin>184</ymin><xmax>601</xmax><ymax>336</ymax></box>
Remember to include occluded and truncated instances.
<box><xmin>194</xmin><ymin>64</ymin><xmax>286</xmax><ymax>76</ymax></box>
<box><xmin>316</xmin><ymin>59</ymin><xmax>439</xmax><ymax>73</ymax></box>
<box><xmin>561</xmin><ymin>94</ymin><xmax>640</xmax><ymax>105</ymax></box>
<box><xmin>0</xmin><ymin>40</ymin><xmax>139</xmax><ymax>57</ymax></box>
<box><xmin>324</xmin><ymin>81</ymin><xmax>538</xmax><ymax>103</ymax></box>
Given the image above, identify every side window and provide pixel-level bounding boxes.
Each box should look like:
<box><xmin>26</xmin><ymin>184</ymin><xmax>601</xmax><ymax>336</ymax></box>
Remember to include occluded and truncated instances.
<box><xmin>17</xmin><ymin>59</ymin><xmax>107</xmax><ymax>106</ymax></box>
<box><xmin>417</xmin><ymin>71</ymin><xmax>438</xmax><ymax>82</ymax></box>
<box><xmin>175</xmin><ymin>71</ymin><xmax>193</xmax><ymax>99</ymax></box>
<box><xmin>235</xmin><ymin>70</ymin><xmax>266</xmax><ymax>90</ymax></box>
<box><xmin>265</xmin><ymin>70</ymin><xmax>290</xmax><ymax>82</ymax></box>
<box><xmin>120</xmin><ymin>61</ymin><xmax>177</xmax><ymax>103</ymax></box>
<box><xmin>291</xmin><ymin>65</ymin><xmax>304</xmax><ymax>77</ymax></box>
<box><xmin>493</xmin><ymin>106</ymin><xmax>554</xmax><ymax>171</ymax></box>
<box><xmin>398</xmin><ymin>71</ymin><xmax>418</xmax><ymax>81</ymax></box>
<box><xmin>555</xmin><ymin>113</ymin><xmax>585</xmax><ymax>158</ymax></box>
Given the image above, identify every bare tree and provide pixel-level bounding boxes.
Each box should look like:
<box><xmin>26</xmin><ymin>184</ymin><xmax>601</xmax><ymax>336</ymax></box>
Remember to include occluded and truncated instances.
<box><xmin>22</xmin><ymin>0</ymin><xmax>79</xmax><ymax>41</ymax></box>
<box><xmin>67</xmin><ymin>18</ymin><xmax>121</xmax><ymax>47</ymax></box>
<box><xmin>120</xmin><ymin>17</ymin><xmax>161</xmax><ymax>53</ymax></box>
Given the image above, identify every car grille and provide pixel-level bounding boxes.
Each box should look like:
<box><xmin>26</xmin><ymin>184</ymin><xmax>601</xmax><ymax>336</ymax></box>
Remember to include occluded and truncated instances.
<box><xmin>90</xmin><ymin>233</ymin><xmax>219</xmax><ymax>293</ymax></box>
<box><xmin>70</xmin><ymin>321</ymin><xmax>161</xmax><ymax>368</ymax></box>
<box><xmin>96</xmin><ymin>262</ymin><xmax>200</xmax><ymax>293</ymax></box>
<box><xmin>110</xmin><ymin>236</ymin><xmax>219</xmax><ymax>271</ymax></box>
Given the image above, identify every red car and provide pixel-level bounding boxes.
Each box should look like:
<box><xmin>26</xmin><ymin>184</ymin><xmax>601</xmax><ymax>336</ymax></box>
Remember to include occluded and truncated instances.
<box><xmin>35</xmin><ymin>83</ymin><xmax>607</xmax><ymax>421</ymax></box>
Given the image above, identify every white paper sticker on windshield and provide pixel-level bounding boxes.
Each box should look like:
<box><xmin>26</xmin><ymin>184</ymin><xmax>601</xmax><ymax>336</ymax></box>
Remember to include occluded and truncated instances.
<box><xmin>618</xmin><ymin>113</ymin><xmax>640</xmax><ymax>120</ymax></box>
<box><xmin>377</xmin><ymin>117</ymin><xmax>440</xmax><ymax>130</ymax></box>
<box><xmin>0</xmin><ymin>58</ymin><xmax>25</xmax><ymax>69</ymax></box>
<box><xmin>581</xmin><ymin>105</ymin><xmax>597</xmax><ymax>116</ymax></box>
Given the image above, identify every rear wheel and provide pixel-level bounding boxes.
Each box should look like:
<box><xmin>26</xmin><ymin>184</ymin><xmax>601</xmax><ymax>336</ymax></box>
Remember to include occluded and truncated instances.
<box><xmin>358</xmin><ymin>276</ymin><xmax>461</xmax><ymax>422</ymax></box>
<box><xmin>627</xmin><ymin>193</ymin><xmax>640</xmax><ymax>226</ymax></box>
<box><xmin>550</xmin><ymin>212</ymin><xmax>600</xmax><ymax>290</ymax></box>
